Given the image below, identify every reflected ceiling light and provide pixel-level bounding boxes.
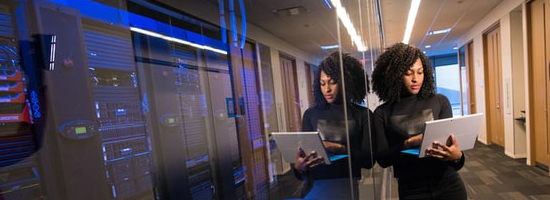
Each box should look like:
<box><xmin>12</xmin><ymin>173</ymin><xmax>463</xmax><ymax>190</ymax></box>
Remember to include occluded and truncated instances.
<box><xmin>427</xmin><ymin>28</ymin><xmax>451</xmax><ymax>35</ymax></box>
<box><xmin>453</xmin><ymin>46</ymin><xmax>458</xmax><ymax>49</ymax></box>
<box><xmin>330</xmin><ymin>0</ymin><xmax>367</xmax><ymax>51</ymax></box>
<box><xmin>130</xmin><ymin>27</ymin><xmax>228</xmax><ymax>55</ymax></box>
<box><xmin>321</xmin><ymin>45</ymin><xmax>340</xmax><ymax>50</ymax></box>
<box><xmin>403</xmin><ymin>0</ymin><xmax>421</xmax><ymax>44</ymax></box>
<box><xmin>425</xmin><ymin>45</ymin><xmax>431</xmax><ymax>48</ymax></box>
<box><xmin>322</xmin><ymin>0</ymin><xmax>332</xmax><ymax>9</ymax></box>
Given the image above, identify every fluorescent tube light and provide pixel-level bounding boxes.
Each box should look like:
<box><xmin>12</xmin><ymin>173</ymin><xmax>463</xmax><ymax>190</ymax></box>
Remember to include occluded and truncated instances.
<box><xmin>403</xmin><ymin>0</ymin><xmax>421</xmax><ymax>44</ymax></box>
<box><xmin>321</xmin><ymin>45</ymin><xmax>340</xmax><ymax>50</ymax></box>
<box><xmin>425</xmin><ymin>45</ymin><xmax>431</xmax><ymax>48</ymax></box>
<box><xmin>427</xmin><ymin>28</ymin><xmax>451</xmax><ymax>35</ymax></box>
<box><xmin>330</xmin><ymin>0</ymin><xmax>367</xmax><ymax>51</ymax></box>
<box><xmin>130</xmin><ymin>27</ymin><xmax>228</xmax><ymax>55</ymax></box>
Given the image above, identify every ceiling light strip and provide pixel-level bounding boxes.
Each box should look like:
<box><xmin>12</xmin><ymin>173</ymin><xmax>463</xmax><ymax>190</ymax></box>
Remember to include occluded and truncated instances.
<box><xmin>330</xmin><ymin>0</ymin><xmax>367</xmax><ymax>51</ymax></box>
<box><xmin>402</xmin><ymin>0</ymin><xmax>421</xmax><ymax>44</ymax></box>
<box><xmin>130</xmin><ymin>27</ymin><xmax>227</xmax><ymax>55</ymax></box>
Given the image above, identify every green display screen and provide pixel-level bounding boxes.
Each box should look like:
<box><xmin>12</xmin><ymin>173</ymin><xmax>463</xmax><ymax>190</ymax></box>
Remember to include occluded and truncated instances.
<box><xmin>75</xmin><ymin>127</ymin><xmax>87</xmax><ymax>134</ymax></box>
<box><xmin>168</xmin><ymin>118</ymin><xmax>175</xmax><ymax>123</ymax></box>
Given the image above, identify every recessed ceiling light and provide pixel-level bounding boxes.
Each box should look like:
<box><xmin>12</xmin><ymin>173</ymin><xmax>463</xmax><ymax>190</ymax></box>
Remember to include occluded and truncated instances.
<box><xmin>425</xmin><ymin>45</ymin><xmax>431</xmax><ymax>48</ymax></box>
<box><xmin>453</xmin><ymin>46</ymin><xmax>458</xmax><ymax>49</ymax></box>
<box><xmin>427</xmin><ymin>28</ymin><xmax>451</xmax><ymax>35</ymax></box>
<box><xmin>423</xmin><ymin>51</ymin><xmax>426</xmax><ymax>54</ymax></box>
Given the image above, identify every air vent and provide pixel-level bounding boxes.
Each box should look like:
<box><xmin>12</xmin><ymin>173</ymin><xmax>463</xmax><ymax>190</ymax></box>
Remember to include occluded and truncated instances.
<box><xmin>273</xmin><ymin>6</ymin><xmax>307</xmax><ymax>17</ymax></box>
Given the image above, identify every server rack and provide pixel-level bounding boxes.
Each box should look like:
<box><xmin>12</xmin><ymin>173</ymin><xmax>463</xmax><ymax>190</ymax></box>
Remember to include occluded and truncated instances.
<box><xmin>133</xmin><ymin>32</ymin><xmax>220</xmax><ymax>199</ymax></box>
<box><xmin>0</xmin><ymin>2</ymin><xmax>44</xmax><ymax>199</ymax></box>
<box><xmin>33</xmin><ymin>2</ymin><xmax>111</xmax><ymax>199</ymax></box>
<box><xmin>82</xmin><ymin>20</ymin><xmax>155</xmax><ymax>200</ymax></box>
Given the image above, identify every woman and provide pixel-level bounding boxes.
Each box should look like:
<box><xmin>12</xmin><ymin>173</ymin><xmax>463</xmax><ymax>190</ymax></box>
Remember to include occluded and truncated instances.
<box><xmin>293</xmin><ymin>52</ymin><xmax>373</xmax><ymax>199</ymax></box>
<box><xmin>372</xmin><ymin>43</ymin><xmax>467</xmax><ymax>200</ymax></box>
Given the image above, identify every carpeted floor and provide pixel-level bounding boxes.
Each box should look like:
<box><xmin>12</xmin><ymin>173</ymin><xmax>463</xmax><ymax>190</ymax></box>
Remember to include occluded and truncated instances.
<box><xmin>271</xmin><ymin>141</ymin><xmax>550</xmax><ymax>199</ymax></box>
<box><xmin>460</xmin><ymin>142</ymin><xmax>550</xmax><ymax>200</ymax></box>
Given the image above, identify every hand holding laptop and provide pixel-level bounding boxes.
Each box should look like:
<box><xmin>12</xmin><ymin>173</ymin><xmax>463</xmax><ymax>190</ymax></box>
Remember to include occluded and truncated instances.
<box><xmin>425</xmin><ymin>134</ymin><xmax>463</xmax><ymax>162</ymax></box>
<box><xmin>294</xmin><ymin>147</ymin><xmax>324</xmax><ymax>172</ymax></box>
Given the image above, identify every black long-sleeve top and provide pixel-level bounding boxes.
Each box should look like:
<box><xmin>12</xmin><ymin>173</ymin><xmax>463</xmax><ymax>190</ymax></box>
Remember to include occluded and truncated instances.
<box><xmin>299</xmin><ymin>103</ymin><xmax>374</xmax><ymax>180</ymax></box>
<box><xmin>373</xmin><ymin>93</ymin><xmax>465</xmax><ymax>180</ymax></box>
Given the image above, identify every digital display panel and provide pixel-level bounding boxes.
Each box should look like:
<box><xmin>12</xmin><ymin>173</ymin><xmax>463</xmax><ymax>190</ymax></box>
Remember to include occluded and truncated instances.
<box><xmin>75</xmin><ymin>126</ymin><xmax>87</xmax><ymax>134</ymax></box>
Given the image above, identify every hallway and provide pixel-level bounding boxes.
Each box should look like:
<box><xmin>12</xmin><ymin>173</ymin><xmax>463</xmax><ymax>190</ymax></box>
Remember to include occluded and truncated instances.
<box><xmin>461</xmin><ymin>142</ymin><xmax>550</xmax><ymax>200</ymax></box>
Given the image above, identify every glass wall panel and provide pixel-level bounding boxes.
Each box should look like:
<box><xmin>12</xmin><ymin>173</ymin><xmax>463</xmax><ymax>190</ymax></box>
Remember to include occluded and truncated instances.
<box><xmin>0</xmin><ymin>0</ymin><xmax>382</xmax><ymax>199</ymax></box>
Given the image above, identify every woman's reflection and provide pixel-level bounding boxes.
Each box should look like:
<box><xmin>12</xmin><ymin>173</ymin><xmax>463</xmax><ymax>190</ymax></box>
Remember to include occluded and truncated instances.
<box><xmin>293</xmin><ymin>52</ymin><xmax>373</xmax><ymax>199</ymax></box>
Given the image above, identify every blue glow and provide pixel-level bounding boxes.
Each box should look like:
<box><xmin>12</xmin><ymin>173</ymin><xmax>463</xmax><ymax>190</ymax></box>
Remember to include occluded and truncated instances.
<box><xmin>323</xmin><ymin>0</ymin><xmax>333</xmax><ymax>9</ymax></box>
<box><xmin>115</xmin><ymin>109</ymin><xmax>126</xmax><ymax>116</ymax></box>
<box><xmin>120</xmin><ymin>148</ymin><xmax>132</xmax><ymax>153</ymax></box>
<box><xmin>218</xmin><ymin>0</ymin><xmax>228</xmax><ymax>44</ymax></box>
<box><xmin>0</xmin><ymin>82</ymin><xmax>18</xmax><ymax>88</ymax></box>
<box><xmin>142</xmin><ymin>93</ymin><xmax>149</xmax><ymax>114</ymax></box>
<box><xmin>44</xmin><ymin>0</ymin><xmax>127</xmax><ymax>25</ymax></box>
<box><xmin>44</xmin><ymin>0</ymin><xmax>228</xmax><ymax>53</ymax></box>
<box><xmin>0</xmin><ymin>93</ymin><xmax>21</xmax><ymax>100</ymax></box>
<box><xmin>31</xmin><ymin>91</ymin><xmax>41</xmax><ymax>119</ymax></box>
<box><xmin>0</xmin><ymin>70</ymin><xmax>17</xmax><ymax>76</ymax></box>
<box><xmin>239</xmin><ymin>0</ymin><xmax>247</xmax><ymax>49</ymax></box>
<box><xmin>229</xmin><ymin>0</ymin><xmax>238</xmax><ymax>47</ymax></box>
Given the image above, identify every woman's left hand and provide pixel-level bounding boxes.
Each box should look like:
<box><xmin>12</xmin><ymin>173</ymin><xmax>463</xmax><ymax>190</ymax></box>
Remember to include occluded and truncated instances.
<box><xmin>323</xmin><ymin>141</ymin><xmax>346</xmax><ymax>154</ymax></box>
<box><xmin>426</xmin><ymin>134</ymin><xmax>463</xmax><ymax>162</ymax></box>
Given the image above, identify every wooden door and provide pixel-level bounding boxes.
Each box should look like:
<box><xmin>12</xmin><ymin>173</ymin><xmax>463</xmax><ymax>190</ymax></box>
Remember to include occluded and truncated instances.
<box><xmin>484</xmin><ymin>26</ymin><xmax>505</xmax><ymax>146</ymax></box>
<box><xmin>305</xmin><ymin>62</ymin><xmax>315</xmax><ymax>108</ymax></box>
<box><xmin>280</xmin><ymin>55</ymin><xmax>301</xmax><ymax>131</ymax></box>
<box><xmin>528</xmin><ymin>0</ymin><xmax>550</xmax><ymax>169</ymax></box>
<box><xmin>546</xmin><ymin>0</ymin><xmax>550</xmax><ymax>170</ymax></box>
<box><xmin>459</xmin><ymin>42</ymin><xmax>475</xmax><ymax>115</ymax></box>
<box><xmin>467</xmin><ymin>42</ymin><xmax>476</xmax><ymax>114</ymax></box>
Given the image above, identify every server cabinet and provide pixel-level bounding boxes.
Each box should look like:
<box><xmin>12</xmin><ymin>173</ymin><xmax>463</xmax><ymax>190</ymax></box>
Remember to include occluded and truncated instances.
<box><xmin>82</xmin><ymin>20</ymin><xmax>155</xmax><ymax>200</ymax></box>
<box><xmin>133</xmin><ymin>34</ymin><xmax>192</xmax><ymax>200</ymax></box>
<box><xmin>33</xmin><ymin>2</ymin><xmax>111</xmax><ymax>200</ymax></box>
<box><xmin>0</xmin><ymin>1</ymin><xmax>44</xmax><ymax>199</ymax></box>
<box><xmin>133</xmin><ymin>32</ymin><xmax>220</xmax><ymax>199</ymax></box>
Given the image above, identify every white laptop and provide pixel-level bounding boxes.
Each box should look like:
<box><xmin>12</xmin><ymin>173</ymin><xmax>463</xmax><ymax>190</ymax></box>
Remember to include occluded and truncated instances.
<box><xmin>272</xmin><ymin>132</ymin><xmax>349</xmax><ymax>165</ymax></box>
<box><xmin>401</xmin><ymin>113</ymin><xmax>484</xmax><ymax>158</ymax></box>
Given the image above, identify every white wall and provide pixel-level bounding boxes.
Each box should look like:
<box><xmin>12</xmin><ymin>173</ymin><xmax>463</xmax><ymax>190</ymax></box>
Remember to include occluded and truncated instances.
<box><xmin>510</xmin><ymin>8</ymin><xmax>527</xmax><ymax>158</ymax></box>
<box><xmin>457</xmin><ymin>0</ymin><xmax>526</xmax><ymax>159</ymax></box>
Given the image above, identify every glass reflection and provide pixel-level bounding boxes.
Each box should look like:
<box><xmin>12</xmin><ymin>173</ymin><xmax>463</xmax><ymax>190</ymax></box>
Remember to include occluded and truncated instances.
<box><xmin>0</xmin><ymin>0</ymin><xmax>383</xmax><ymax>199</ymax></box>
<box><xmin>294</xmin><ymin>52</ymin><xmax>373</xmax><ymax>199</ymax></box>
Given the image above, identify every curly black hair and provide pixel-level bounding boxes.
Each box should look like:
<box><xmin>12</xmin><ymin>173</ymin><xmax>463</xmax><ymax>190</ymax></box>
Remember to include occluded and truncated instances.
<box><xmin>372</xmin><ymin>42</ymin><xmax>435</xmax><ymax>103</ymax></box>
<box><xmin>313</xmin><ymin>52</ymin><xmax>367</xmax><ymax>107</ymax></box>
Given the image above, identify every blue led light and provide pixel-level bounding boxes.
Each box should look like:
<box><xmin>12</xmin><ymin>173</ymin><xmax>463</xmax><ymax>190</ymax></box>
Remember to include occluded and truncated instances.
<box><xmin>30</xmin><ymin>91</ymin><xmax>41</xmax><ymax>119</ymax></box>
<box><xmin>115</xmin><ymin>109</ymin><xmax>126</xmax><ymax>116</ymax></box>
<box><xmin>142</xmin><ymin>93</ymin><xmax>149</xmax><ymax>114</ymax></box>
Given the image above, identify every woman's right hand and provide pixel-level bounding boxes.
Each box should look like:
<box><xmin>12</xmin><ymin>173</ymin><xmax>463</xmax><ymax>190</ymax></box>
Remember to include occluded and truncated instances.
<box><xmin>294</xmin><ymin>147</ymin><xmax>324</xmax><ymax>173</ymax></box>
<box><xmin>404</xmin><ymin>133</ymin><xmax>423</xmax><ymax>149</ymax></box>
